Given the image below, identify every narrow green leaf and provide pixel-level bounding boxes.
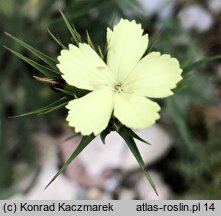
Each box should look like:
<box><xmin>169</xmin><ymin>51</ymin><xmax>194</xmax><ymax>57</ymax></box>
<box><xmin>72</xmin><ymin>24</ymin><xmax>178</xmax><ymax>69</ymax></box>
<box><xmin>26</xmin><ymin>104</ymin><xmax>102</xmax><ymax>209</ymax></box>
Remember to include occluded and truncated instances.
<box><xmin>119</xmin><ymin>132</ymin><xmax>158</xmax><ymax>195</ymax></box>
<box><xmin>183</xmin><ymin>54</ymin><xmax>221</xmax><ymax>75</ymax></box>
<box><xmin>100</xmin><ymin>128</ymin><xmax>111</xmax><ymax>144</ymax></box>
<box><xmin>166</xmin><ymin>98</ymin><xmax>195</xmax><ymax>153</ymax></box>
<box><xmin>60</xmin><ymin>10</ymin><xmax>82</xmax><ymax>45</ymax></box>
<box><xmin>48</xmin><ymin>29</ymin><xmax>67</xmax><ymax>49</ymax></box>
<box><xmin>9</xmin><ymin>97</ymin><xmax>68</xmax><ymax>118</ymax></box>
<box><xmin>5</xmin><ymin>32</ymin><xmax>58</xmax><ymax>70</ymax></box>
<box><xmin>71</xmin><ymin>25</ymin><xmax>82</xmax><ymax>44</ymax></box>
<box><xmin>64</xmin><ymin>133</ymin><xmax>81</xmax><ymax>142</ymax></box>
<box><xmin>53</xmin><ymin>87</ymin><xmax>76</xmax><ymax>98</ymax></box>
<box><xmin>86</xmin><ymin>31</ymin><xmax>95</xmax><ymax>50</ymax></box>
<box><xmin>45</xmin><ymin>134</ymin><xmax>95</xmax><ymax>189</ymax></box>
<box><xmin>65</xmin><ymin>85</ymin><xmax>90</xmax><ymax>98</ymax></box>
<box><xmin>119</xmin><ymin>125</ymin><xmax>150</xmax><ymax>145</ymax></box>
<box><xmin>98</xmin><ymin>46</ymin><xmax>104</xmax><ymax>60</ymax></box>
<box><xmin>174</xmin><ymin>55</ymin><xmax>221</xmax><ymax>92</ymax></box>
<box><xmin>38</xmin><ymin>101</ymin><xmax>68</xmax><ymax>115</ymax></box>
<box><xmin>4</xmin><ymin>46</ymin><xmax>59</xmax><ymax>77</ymax></box>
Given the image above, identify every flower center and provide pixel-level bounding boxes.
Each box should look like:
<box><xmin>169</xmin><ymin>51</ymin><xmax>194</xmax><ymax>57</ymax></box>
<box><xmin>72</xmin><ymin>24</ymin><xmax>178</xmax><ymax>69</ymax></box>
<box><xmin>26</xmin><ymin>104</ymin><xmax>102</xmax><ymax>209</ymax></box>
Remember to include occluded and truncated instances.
<box><xmin>115</xmin><ymin>83</ymin><xmax>123</xmax><ymax>93</ymax></box>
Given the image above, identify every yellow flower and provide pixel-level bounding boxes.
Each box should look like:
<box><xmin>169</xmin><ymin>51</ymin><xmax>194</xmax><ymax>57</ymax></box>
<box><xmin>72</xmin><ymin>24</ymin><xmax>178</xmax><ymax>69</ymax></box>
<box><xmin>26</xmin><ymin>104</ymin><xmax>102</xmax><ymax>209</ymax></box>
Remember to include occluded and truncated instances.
<box><xmin>57</xmin><ymin>19</ymin><xmax>182</xmax><ymax>136</ymax></box>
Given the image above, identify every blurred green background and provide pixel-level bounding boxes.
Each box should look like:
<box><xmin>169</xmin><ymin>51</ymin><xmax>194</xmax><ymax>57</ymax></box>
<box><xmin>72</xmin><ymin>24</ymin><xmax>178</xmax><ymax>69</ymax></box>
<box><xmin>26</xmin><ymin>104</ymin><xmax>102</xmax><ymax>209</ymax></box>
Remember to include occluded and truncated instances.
<box><xmin>0</xmin><ymin>0</ymin><xmax>221</xmax><ymax>199</ymax></box>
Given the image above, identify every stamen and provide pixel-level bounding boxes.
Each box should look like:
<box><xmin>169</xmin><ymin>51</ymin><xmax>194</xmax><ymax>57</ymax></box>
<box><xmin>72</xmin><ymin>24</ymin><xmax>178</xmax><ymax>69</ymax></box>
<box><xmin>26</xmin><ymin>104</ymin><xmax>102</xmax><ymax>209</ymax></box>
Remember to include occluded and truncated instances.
<box><xmin>114</xmin><ymin>83</ymin><xmax>124</xmax><ymax>93</ymax></box>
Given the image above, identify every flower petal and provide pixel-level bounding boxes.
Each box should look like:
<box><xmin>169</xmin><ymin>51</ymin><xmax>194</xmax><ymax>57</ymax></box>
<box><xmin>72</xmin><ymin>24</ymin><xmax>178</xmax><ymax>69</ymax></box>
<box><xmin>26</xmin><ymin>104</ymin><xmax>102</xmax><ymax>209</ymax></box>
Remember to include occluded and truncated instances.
<box><xmin>66</xmin><ymin>89</ymin><xmax>115</xmax><ymax>136</ymax></box>
<box><xmin>125</xmin><ymin>52</ymin><xmax>182</xmax><ymax>98</ymax></box>
<box><xmin>114</xmin><ymin>93</ymin><xmax>160</xmax><ymax>129</ymax></box>
<box><xmin>107</xmin><ymin>19</ymin><xmax>148</xmax><ymax>83</ymax></box>
<box><xmin>57</xmin><ymin>43</ymin><xmax>114</xmax><ymax>91</ymax></box>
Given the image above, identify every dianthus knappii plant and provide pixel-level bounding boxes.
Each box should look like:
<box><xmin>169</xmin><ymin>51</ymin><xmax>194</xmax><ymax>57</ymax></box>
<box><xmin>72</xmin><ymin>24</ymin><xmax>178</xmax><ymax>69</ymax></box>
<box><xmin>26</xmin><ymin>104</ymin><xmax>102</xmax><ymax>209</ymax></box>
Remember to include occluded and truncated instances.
<box><xmin>5</xmin><ymin>12</ymin><xmax>219</xmax><ymax>195</ymax></box>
